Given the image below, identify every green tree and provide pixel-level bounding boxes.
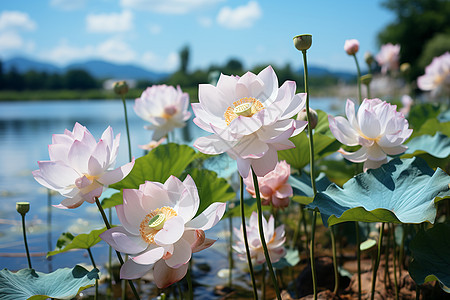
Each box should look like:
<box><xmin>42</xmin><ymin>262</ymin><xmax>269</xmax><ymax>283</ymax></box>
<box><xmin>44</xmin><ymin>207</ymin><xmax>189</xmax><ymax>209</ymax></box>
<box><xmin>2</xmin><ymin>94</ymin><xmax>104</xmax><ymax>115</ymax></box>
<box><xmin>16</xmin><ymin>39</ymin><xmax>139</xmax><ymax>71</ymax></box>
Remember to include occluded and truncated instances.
<box><xmin>179</xmin><ymin>45</ymin><xmax>190</xmax><ymax>74</ymax></box>
<box><xmin>378</xmin><ymin>0</ymin><xmax>450</xmax><ymax>79</ymax></box>
<box><xmin>64</xmin><ymin>69</ymin><xmax>98</xmax><ymax>89</ymax></box>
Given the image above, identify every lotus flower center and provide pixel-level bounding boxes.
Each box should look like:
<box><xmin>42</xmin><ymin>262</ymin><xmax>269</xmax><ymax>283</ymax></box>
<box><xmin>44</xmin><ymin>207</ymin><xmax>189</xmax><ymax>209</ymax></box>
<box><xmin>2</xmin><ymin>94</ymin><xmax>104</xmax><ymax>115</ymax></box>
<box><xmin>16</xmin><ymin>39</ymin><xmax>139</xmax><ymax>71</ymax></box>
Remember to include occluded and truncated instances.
<box><xmin>224</xmin><ymin>97</ymin><xmax>264</xmax><ymax>125</ymax></box>
<box><xmin>139</xmin><ymin>206</ymin><xmax>177</xmax><ymax>244</ymax></box>
<box><xmin>162</xmin><ymin>105</ymin><xmax>177</xmax><ymax>119</ymax></box>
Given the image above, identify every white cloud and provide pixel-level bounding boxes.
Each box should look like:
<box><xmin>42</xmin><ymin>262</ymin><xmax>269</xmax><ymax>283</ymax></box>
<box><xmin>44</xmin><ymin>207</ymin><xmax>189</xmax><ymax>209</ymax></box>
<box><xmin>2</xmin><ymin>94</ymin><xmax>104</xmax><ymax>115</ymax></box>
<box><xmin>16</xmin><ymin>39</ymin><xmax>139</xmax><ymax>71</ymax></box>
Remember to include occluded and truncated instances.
<box><xmin>0</xmin><ymin>31</ymin><xmax>23</xmax><ymax>51</ymax></box>
<box><xmin>120</xmin><ymin>0</ymin><xmax>223</xmax><ymax>15</ymax></box>
<box><xmin>198</xmin><ymin>17</ymin><xmax>212</xmax><ymax>28</ymax></box>
<box><xmin>0</xmin><ymin>11</ymin><xmax>37</xmax><ymax>31</ymax></box>
<box><xmin>149</xmin><ymin>24</ymin><xmax>161</xmax><ymax>35</ymax></box>
<box><xmin>50</xmin><ymin>0</ymin><xmax>86</xmax><ymax>11</ymax></box>
<box><xmin>141</xmin><ymin>51</ymin><xmax>179</xmax><ymax>72</ymax></box>
<box><xmin>41</xmin><ymin>38</ymin><xmax>137</xmax><ymax>66</ymax></box>
<box><xmin>86</xmin><ymin>10</ymin><xmax>133</xmax><ymax>33</ymax></box>
<box><xmin>217</xmin><ymin>1</ymin><xmax>262</xmax><ymax>29</ymax></box>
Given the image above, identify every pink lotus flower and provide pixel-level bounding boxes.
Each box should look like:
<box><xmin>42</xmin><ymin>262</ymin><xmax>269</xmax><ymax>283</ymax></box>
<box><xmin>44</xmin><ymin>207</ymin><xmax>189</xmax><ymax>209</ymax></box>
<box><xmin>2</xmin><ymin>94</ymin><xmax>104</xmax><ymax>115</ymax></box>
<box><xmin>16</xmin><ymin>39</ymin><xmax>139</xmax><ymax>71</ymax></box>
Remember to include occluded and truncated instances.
<box><xmin>100</xmin><ymin>176</ymin><xmax>226</xmax><ymax>288</ymax></box>
<box><xmin>417</xmin><ymin>52</ymin><xmax>450</xmax><ymax>97</ymax></box>
<box><xmin>399</xmin><ymin>95</ymin><xmax>414</xmax><ymax>116</ymax></box>
<box><xmin>134</xmin><ymin>85</ymin><xmax>191</xmax><ymax>140</ymax></box>
<box><xmin>233</xmin><ymin>212</ymin><xmax>286</xmax><ymax>265</ymax></box>
<box><xmin>138</xmin><ymin>137</ymin><xmax>166</xmax><ymax>150</ymax></box>
<box><xmin>32</xmin><ymin>123</ymin><xmax>135</xmax><ymax>209</ymax></box>
<box><xmin>376</xmin><ymin>43</ymin><xmax>400</xmax><ymax>74</ymax></box>
<box><xmin>344</xmin><ymin>39</ymin><xmax>359</xmax><ymax>55</ymax></box>
<box><xmin>243</xmin><ymin>160</ymin><xmax>292</xmax><ymax>208</ymax></box>
<box><xmin>329</xmin><ymin>98</ymin><xmax>412</xmax><ymax>171</ymax></box>
<box><xmin>192</xmin><ymin>66</ymin><xmax>307</xmax><ymax>177</ymax></box>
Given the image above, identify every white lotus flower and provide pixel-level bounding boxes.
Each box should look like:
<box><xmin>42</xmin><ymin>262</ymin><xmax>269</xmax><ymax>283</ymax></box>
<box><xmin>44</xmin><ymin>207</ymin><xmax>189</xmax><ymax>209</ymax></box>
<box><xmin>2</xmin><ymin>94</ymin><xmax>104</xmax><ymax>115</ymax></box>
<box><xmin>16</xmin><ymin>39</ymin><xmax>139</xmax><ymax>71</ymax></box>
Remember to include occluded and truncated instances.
<box><xmin>134</xmin><ymin>85</ymin><xmax>191</xmax><ymax>140</ymax></box>
<box><xmin>376</xmin><ymin>43</ymin><xmax>400</xmax><ymax>74</ymax></box>
<box><xmin>233</xmin><ymin>212</ymin><xmax>286</xmax><ymax>265</ymax></box>
<box><xmin>192</xmin><ymin>66</ymin><xmax>307</xmax><ymax>177</ymax></box>
<box><xmin>32</xmin><ymin>123</ymin><xmax>135</xmax><ymax>209</ymax></box>
<box><xmin>328</xmin><ymin>98</ymin><xmax>412</xmax><ymax>171</ymax></box>
<box><xmin>100</xmin><ymin>175</ymin><xmax>226</xmax><ymax>288</ymax></box>
<box><xmin>417</xmin><ymin>51</ymin><xmax>450</xmax><ymax>97</ymax></box>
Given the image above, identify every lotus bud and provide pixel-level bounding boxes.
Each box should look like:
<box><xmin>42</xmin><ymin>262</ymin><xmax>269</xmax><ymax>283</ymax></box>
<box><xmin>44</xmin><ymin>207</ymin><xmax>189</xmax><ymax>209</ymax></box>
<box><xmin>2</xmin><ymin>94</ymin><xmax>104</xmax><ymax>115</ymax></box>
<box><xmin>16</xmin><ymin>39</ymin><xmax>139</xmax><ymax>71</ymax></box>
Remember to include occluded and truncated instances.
<box><xmin>360</xmin><ymin>74</ymin><xmax>372</xmax><ymax>85</ymax></box>
<box><xmin>344</xmin><ymin>39</ymin><xmax>359</xmax><ymax>55</ymax></box>
<box><xmin>293</xmin><ymin>34</ymin><xmax>312</xmax><ymax>51</ymax></box>
<box><xmin>297</xmin><ymin>108</ymin><xmax>318</xmax><ymax>130</ymax></box>
<box><xmin>400</xmin><ymin>63</ymin><xmax>411</xmax><ymax>75</ymax></box>
<box><xmin>364</xmin><ymin>51</ymin><xmax>374</xmax><ymax>66</ymax></box>
<box><xmin>16</xmin><ymin>202</ymin><xmax>30</xmax><ymax>216</ymax></box>
<box><xmin>113</xmin><ymin>80</ymin><xmax>129</xmax><ymax>96</ymax></box>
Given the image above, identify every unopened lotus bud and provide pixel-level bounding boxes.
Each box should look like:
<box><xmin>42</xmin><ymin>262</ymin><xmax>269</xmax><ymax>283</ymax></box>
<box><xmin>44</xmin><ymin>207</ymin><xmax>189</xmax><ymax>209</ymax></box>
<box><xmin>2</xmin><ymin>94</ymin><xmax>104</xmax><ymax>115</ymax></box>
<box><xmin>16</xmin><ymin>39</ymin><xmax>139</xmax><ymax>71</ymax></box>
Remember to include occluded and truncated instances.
<box><xmin>360</xmin><ymin>74</ymin><xmax>372</xmax><ymax>85</ymax></box>
<box><xmin>344</xmin><ymin>39</ymin><xmax>359</xmax><ymax>55</ymax></box>
<box><xmin>113</xmin><ymin>81</ymin><xmax>129</xmax><ymax>96</ymax></box>
<box><xmin>400</xmin><ymin>63</ymin><xmax>411</xmax><ymax>75</ymax></box>
<box><xmin>16</xmin><ymin>202</ymin><xmax>30</xmax><ymax>216</ymax></box>
<box><xmin>364</xmin><ymin>51</ymin><xmax>374</xmax><ymax>66</ymax></box>
<box><xmin>297</xmin><ymin>108</ymin><xmax>318</xmax><ymax>129</ymax></box>
<box><xmin>293</xmin><ymin>34</ymin><xmax>312</xmax><ymax>51</ymax></box>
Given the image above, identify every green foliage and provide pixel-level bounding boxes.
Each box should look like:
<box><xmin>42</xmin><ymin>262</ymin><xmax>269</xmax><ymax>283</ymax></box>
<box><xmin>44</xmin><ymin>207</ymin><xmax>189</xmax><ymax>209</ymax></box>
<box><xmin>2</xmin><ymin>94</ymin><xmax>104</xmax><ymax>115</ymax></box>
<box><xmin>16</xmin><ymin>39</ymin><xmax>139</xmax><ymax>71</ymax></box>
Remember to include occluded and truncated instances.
<box><xmin>101</xmin><ymin>191</ymin><xmax>123</xmax><ymax>209</ymax></box>
<box><xmin>110</xmin><ymin>143</ymin><xmax>198</xmax><ymax>190</ymax></box>
<box><xmin>0</xmin><ymin>265</ymin><xmax>98</xmax><ymax>300</ymax></box>
<box><xmin>418</xmin><ymin>33</ymin><xmax>450</xmax><ymax>70</ymax></box>
<box><xmin>188</xmin><ymin>168</ymin><xmax>236</xmax><ymax>217</ymax></box>
<box><xmin>47</xmin><ymin>228</ymin><xmax>107</xmax><ymax>257</ymax></box>
<box><xmin>378</xmin><ymin>0</ymin><xmax>450</xmax><ymax>79</ymax></box>
<box><xmin>308</xmin><ymin>158</ymin><xmax>450</xmax><ymax>227</ymax></box>
<box><xmin>409</xmin><ymin>222</ymin><xmax>450</xmax><ymax>290</ymax></box>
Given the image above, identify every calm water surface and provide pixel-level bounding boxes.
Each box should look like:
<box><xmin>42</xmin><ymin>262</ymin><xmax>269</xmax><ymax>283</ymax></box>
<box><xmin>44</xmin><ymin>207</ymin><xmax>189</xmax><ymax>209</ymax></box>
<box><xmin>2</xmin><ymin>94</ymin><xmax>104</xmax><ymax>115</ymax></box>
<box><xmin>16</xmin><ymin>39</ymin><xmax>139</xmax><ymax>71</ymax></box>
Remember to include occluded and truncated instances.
<box><xmin>0</xmin><ymin>98</ymin><xmax>341</xmax><ymax>298</ymax></box>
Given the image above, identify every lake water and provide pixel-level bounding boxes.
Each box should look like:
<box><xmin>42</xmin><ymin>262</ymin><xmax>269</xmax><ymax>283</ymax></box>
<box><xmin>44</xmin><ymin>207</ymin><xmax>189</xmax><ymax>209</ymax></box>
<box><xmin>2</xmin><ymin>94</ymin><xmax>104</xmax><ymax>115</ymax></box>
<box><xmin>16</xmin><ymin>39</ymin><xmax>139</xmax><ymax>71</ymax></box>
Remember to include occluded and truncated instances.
<box><xmin>0</xmin><ymin>98</ymin><xmax>341</xmax><ymax>298</ymax></box>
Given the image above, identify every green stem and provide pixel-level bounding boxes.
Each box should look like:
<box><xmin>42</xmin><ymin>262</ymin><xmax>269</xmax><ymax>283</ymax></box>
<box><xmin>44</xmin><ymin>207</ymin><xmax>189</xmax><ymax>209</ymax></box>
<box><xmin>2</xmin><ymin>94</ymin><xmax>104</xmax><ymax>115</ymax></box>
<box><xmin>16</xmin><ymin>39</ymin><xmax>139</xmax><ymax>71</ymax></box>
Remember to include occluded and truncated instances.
<box><xmin>239</xmin><ymin>176</ymin><xmax>258</xmax><ymax>300</ymax></box>
<box><xmin>228</xmin><ymin>214</ymin><xmax>233</xmax><ymax>288</ymax></box>
<box><xmin>330</xmin><ymin>226</ymin><xmax>339</xmax><ymax>294</ymax></box>
<box><xmin>251</xmin><ymin>168</ymin><xmax>281</xmax><ymax>300</ymax></box>
<box><xmin>21</xmin><ymin>214</ymin><xmax>32</xmax><ymax>269</ymax></box>
<box><xmin>356</xmin><ymin>222</ymin><xmax>361</xmax><ymax>300</ymax></box>
<box><xmin>121</xmin><ymin>95</ymin><xmax>132</xmax><ymax>162</ymax></box>
<box><xmin>392</xmin><ymin>225</ymin><xmax>399</xmax><ymax>300</ymax></box>
<box><xmin>187</xmin><ymin>260</ymin><xmax>193</xmax><ymax>300</ymax></box>
<box><xmin>365</xmin><ymin>83</ymin><xmax>371</xmax><ymax>99</ymax></box>
<box><xmin>47</xmin><ymin>189</ymin><xmax>53</xmax><ymax>273</ymax></box>
<box><xmin>353</xmin><ymin>54</ymin><xmax>362</xmax><ymax>104</ymax></box>
<box><xmin>290</xmin><ymin>204</ymin><xmax>302</xmax><ymax>250</ymax></box>
<box><xmin>262</xmin><ymin>263</ymin><xmax>266</xmax><ymax>300</ymax></box>
<box><xmin>301</xmin><ymin>205</ymin><xmax>309</xmax><ymax>260</ymax></box>
<box><xmin>302</xmin><ymin>48</ymin><xmax>318</xmax><ymax>300</ymax></box>
<box><xmin>108</xmin><ymin>208</ymin><xmax>113</xmax><ymax>300</ymax></box>
<box><xmin>87</xmin><ymin>248</ymin><xmax>98</xmax><ymax>300</ymax></box>
<box><xmin>371</xmin><ymin>223</ymin><xmax>385</xmax><ymax>300</ymax></box>
<box><xmin>94</xmin><ymin>197</ymin><xmax>140</xmax><ymax>300</ymax></box>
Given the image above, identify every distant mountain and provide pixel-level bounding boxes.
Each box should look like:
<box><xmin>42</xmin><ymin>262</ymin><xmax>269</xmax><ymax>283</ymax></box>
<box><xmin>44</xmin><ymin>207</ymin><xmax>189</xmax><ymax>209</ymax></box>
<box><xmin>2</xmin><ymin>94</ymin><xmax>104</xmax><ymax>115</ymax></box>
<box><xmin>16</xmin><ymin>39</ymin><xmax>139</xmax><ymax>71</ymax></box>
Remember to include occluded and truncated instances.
<box><xmin>2</xmin><ymin>56</ymin><xmax>170</xmax><ymax>81</ymax></box>
<box><xmin>299</xmin><ymin>65</ymin><xmax>356</xmax><ymax>81</ymax></box>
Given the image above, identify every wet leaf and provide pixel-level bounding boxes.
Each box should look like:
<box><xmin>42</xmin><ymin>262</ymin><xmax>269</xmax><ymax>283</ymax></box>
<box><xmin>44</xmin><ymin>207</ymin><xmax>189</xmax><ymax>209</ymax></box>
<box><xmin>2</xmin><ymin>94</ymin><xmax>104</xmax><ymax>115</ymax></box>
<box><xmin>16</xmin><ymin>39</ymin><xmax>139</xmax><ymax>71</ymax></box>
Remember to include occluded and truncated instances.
<box><xmin>307</xmin><ymin>158</ymin><xmax>450</xmax><ymax>227</ymax></box>
<box><xmin>404</xmin><ymin>132</ymin><xmax>450</xmax><ymax>158</ymax></box>
<box><xmin>47</xmin><ymin>228</ymin><xmax>107</xmax><ymax>257</ymax></box>
<box><xmin>0</xmin><ymin>265</ymin><xmax>98</xmax><ymax>300</ymax></box>
<box><xmin>111</xmin><ymin>143</ymin><xmax>198</xmax><ymax>189</ymax></box>
<box><xmin>409</xmin><ymin>222</ymin><xmax>450</xmax><ymax>292</ymax></box>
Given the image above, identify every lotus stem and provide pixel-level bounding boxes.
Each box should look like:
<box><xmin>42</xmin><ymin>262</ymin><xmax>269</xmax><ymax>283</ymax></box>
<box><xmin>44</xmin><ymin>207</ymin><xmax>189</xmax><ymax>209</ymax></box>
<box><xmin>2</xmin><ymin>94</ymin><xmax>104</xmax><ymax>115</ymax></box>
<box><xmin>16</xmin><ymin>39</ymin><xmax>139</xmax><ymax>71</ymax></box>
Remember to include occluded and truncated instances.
<box><xmin>356</xmin><ymin>222</ymin><xmax>361</xmax><ymax>300</ymax></box>
<box><xmin>262</xmin><ymin>263</ymin><xmax>266</xmax><ymax>300</ymax></box>
<box><xmin>95</xmin><ymin>197</ymin><xmax>141</xmax><ymax>300</ymax></box>
<box><xmin>47</xmin><ymin>189</ymin><xmax>53</xmax><ymax>273</ymax></box>
<box><xmin>121</xmin><ymin>95</ymin><xmax>132</xmax><ymax>162</ymax></box>
<box><xmin>302</xmin><ymin>48</ymin><xmax>318</xmax><ymax>300</ymax></box>
<box><xmin>371</xmin><ymin>223</ymin><xmax>385</xmax><ymax>300</ymax></box>
<box><xmin>392</xmin><ymin>225</ymin><xmax>399</xmax><ymax>300</ymax></box>
<box><xmin>87</xmin><ymin>247</ymin><xmax>98</xmax><ymax>300</ymax></box>
<box><xmin>251</xmin><ymin>168</ymin><xmax>281</xmax><ymax>300</ymax></box>
<box><xmin>353</xmin><ymin>54</ymin><xmax>362</xmax><ymax>104</ymax></box>
<box><xmin>331</xmin><ymin>226</ymin><xmax>339</xmax><ymax>294</ymax></box>
<box><xmin>228</xmin><ymin>213</ymin><xmax>233</xmax><ymax>288</ymax></box>
<box><xmin>239</xmin><ymin>176</ymin><xmax>258</xmax><ymax>299</ymax></box>
<box><xmin>21</xmin><ymin>213</ymin><xmax>32</xmax><ymax>269</ymax></box>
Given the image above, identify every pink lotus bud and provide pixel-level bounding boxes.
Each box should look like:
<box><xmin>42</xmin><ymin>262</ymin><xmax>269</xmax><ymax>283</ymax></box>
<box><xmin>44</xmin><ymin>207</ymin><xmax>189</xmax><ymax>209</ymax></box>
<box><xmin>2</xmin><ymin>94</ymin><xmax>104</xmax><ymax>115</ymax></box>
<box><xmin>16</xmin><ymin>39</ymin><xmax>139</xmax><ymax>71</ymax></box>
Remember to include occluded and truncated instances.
<box><xmin>344</xmin><ymin>39</ymin><xmax>359</xmax><ymax>55</ymax></box>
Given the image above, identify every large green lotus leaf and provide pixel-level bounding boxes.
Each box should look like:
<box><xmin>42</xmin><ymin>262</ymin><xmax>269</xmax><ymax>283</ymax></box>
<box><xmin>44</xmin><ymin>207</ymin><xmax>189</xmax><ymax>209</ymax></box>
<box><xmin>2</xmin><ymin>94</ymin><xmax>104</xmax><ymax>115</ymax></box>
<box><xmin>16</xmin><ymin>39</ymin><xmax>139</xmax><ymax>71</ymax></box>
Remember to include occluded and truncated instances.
<box><xmin>111</xmin><ymin>143</ymin><xmax>198</xmax><ymax>189</ymax></box>
<box><xmin>0</xmin><ymin>265</ymin><xmax>98</xmax><ymax>300</ymax></box>
<box><xmin>319</xmin><ymin>159</ymin><xmax>355</xmax><ymax>187</ymax></box>
<box><xmin>47</xmin><ymin>228</ymin><xmax>107</xmax><ymax>257</ymax></box>
<box><xmin>408</xmin><ymin>103</ymin><xmax>441</xmax><ymax>131</ymax></box>
<box><xmin>307</xmin><ymin>158</ymin><xmax>450</xmax><ymax>227</ymax></box>
<box><xmin>404</xmin><ymin>132</ymin><xmax>450</xmax><ymax>158</ymax></box>
<box><xmin>188</xmin><ymin>168</ymin><xmax>236</xmax><ymax>218</ymax></box>
<box><xmin>278</xmin><ymin>132</ymin><xmax>339</xmax><ymax>170</ymax></box>
<box><xmin>409</xmin><ymin>223</ymin><xmax>450</xmax><ymax>291</ymax></box>
<box><xmin>314</xmin><ymin>109</ymin><xmax>335</xmax><ymax>138</ymax></box>
<box><xmin>289</xmin><ymin>172</ymin><xmax>332</xmax><ymax>198</ymax></box>
<box><xmin>410</xmin><ymin>118</ymin><xmax>450</xmax><ymax>139</ymax></box>
<box><xmin>101</xmin><ymin>191</ymin><xmax>123</xmax><ymax>209</ymax></box>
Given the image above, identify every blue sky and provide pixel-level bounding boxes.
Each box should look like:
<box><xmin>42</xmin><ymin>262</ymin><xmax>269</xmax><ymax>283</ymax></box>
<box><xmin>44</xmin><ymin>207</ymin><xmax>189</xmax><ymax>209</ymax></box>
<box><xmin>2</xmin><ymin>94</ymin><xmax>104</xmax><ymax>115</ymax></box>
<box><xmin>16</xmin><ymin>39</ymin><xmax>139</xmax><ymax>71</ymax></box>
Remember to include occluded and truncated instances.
<box><xmin>0</xmin><ymin>0</ymin><xmax>395</xmax><ymax>73</ymax></box>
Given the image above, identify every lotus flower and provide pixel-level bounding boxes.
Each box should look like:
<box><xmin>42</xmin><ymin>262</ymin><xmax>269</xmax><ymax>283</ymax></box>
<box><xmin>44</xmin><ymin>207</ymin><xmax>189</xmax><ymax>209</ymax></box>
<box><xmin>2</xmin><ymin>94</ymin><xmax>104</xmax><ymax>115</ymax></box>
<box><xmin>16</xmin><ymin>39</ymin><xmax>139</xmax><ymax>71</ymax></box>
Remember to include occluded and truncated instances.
<box><xmin>192</xmin><ymin>66</ymin><xmax>307</xmax><ymax>177</ymax></box>
<box><xmin>344</xmin><ymin>39</ymin><xmax>359</xmax><ymax>55</ymax></box>
<box><xmin>376</xmin><ymin>43</ymin><xmax>400</xmax><ymax>74</ymax></box>
<box><xmin>243</xmin><ymin>160</ymin><xmax>292</xmax><ymax>208</ymax></box>
<box><xmin>417</xmin><ymin>51</ymin><xmax>450</xmax><ymax>97</ymax></box>
<box><xmin>400</xmin><ymin>95</ymin><xmax>414</xmax><ymax>116</ymax></box>
<box><xmin>134</xmin><ymin>85</ymin><xmax>191</xmax><ymax>140</ymax></box>
<box><xmin>138</xmin><ymin>137</ymin><xmax>166</xmax><ymax>151</ymax></box>
<box><xmin>328</xmin><ymin>98</ymin><xmax>412</xmax><ymax>171</ymax></box>
<box><xmin>99</xmin><ymin>175</ymin><xmax>226</xmax><ymax>288</ymax></box>
<box><xmin>233</xmin><ymin>212</ymin><xmax>286</xmax><ymax>265</ymax></box>
<box><xmin>32</xmin><ymin>123</ymin><xmax>135</xmax><ymax>209</ymax></box>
